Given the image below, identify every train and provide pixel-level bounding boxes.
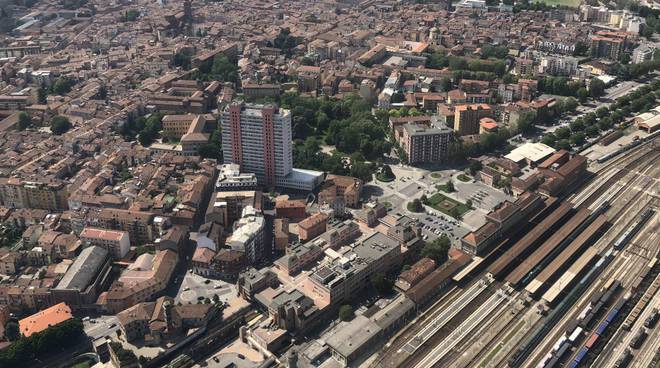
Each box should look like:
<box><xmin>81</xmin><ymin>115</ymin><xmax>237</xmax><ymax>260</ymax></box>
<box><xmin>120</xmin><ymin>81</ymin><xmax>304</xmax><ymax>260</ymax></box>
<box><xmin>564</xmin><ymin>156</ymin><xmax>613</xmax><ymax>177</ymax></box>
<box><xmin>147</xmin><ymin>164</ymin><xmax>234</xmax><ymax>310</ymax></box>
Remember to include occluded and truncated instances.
<box><xmin>613</xmin><ymin>208</ymin><xmax>655</xmax><ymax>250</ymax></box>
<box><xmin>539</xmin><ymin>280</ymin><xmax>628</xmax><ymax>368</ymax></box>
<box><xmin>629</xmin><ymin>328</ymin><xmax>648</xmax><ymax>349</ymax></box>
<box><xmin>614</xmin><ymin>349</ymin><xmax>633</xmax><ymax>368</ymax></box>
<box><xmin>644</xmin><ymin>308</ymin><xmax>659</xmax><ymax>328</ymax></box>
<box><xmin>596</xmin><ymin>129</ymin><xmax>660</xmax><ymax>164</ymax></box>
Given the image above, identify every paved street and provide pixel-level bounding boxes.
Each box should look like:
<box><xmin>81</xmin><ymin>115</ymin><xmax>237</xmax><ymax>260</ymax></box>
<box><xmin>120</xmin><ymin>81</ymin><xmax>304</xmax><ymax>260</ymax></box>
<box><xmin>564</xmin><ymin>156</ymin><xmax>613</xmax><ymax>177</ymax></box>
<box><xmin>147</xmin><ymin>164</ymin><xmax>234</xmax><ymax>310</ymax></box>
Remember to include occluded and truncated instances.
<box><xmin>175</xmin><ymin>271</ymin><xmax>237</xmax><ymax>305</ymax></box>
<box><xmin>84</xmin><ymin>315</ymin><xmax>120</xmax><ymax>341</ymax></box>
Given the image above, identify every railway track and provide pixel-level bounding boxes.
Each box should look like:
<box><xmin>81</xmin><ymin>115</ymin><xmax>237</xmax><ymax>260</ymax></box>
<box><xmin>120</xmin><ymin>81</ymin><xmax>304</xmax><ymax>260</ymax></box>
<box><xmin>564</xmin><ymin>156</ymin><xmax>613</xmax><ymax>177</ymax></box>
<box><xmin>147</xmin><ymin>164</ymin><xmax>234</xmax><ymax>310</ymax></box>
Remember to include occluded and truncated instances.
<box><xmin>517</xmin><ymin>162</ymin><xmax>659</xmax><ymax>368</ymax></box>
<box><xmin>375</xmin><ymin>138</ymin><xmax>659</xmax><ymax>368</ymax></box>
<box><xmin>578</xmin><ymin>149</ymin><xmax>660</xmax><ymax>209</ymax></box>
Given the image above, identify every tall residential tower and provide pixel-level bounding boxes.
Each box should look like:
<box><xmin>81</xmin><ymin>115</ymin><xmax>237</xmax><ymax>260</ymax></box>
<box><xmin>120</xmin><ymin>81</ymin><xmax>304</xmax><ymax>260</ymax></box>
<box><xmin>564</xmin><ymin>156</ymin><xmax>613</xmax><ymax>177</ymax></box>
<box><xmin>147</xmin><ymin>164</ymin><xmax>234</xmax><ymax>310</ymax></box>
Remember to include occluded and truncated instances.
<box><xmin>221</xmin><ymin>102</ymin><xmax>323</xmax><ymax>190</ymax></box>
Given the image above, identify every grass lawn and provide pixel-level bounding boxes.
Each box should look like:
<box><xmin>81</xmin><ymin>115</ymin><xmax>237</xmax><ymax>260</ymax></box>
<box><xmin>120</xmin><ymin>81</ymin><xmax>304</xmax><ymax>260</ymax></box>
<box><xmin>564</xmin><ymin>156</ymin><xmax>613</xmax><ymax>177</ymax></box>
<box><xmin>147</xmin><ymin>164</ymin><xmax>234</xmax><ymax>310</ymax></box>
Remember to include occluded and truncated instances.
<box><xmin>425</xmin><ymin>193</ymin><xmax>471</xmax><ymax>219</ymax></box>
<box><xmin>534</xmin><ymin>0</ymin><xmax>580</xmax><ymax>7</ymax></box>
<box><xmin>457</xmin><ymin>174</ymin><xmax>472</xmax><ymax>182</ymax></box>
<box><xmin>430</xmin><ymin>172</ymin><xmax>443</xmax><ymax>179</ymax></box>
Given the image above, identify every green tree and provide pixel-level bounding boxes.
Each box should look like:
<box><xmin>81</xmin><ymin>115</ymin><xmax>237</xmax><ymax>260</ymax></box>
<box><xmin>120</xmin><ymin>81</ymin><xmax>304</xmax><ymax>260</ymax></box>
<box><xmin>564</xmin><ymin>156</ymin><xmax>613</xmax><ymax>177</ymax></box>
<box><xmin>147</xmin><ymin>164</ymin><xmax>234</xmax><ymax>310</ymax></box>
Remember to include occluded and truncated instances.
<box><xmin>52</xmin><ymin>77</ymin><xmax>73</xmax><ymax>95</ymax></box>
<box><xmin>50</xmin><ymin>116</ymin><xmax>71</xmax><ymax>135</ymax></box>
<box><xmin>516</xmin><ymin>111</ymin><xmax>537</xmax><ymax>134</ymax></box>
<box><xmin>585</xmin><ymin>125</ymin><xmax>600</xmax><ymax>137</ymax></box>
<box><xmin>563</xmin><ymin>97</ymin><xmax>578</xmax><ymax>112</ymax></box>
<box><xmin>570</xmin><ymin>119</ymin><xmax>585</xmax><ymax>132</ymax></box>
<box><xmin>370</xmin><ymin>273</ymin><xmax>393</xmax><ymax>295</ymax></box>
<box><xmin>17</xmin><ymin>112</ymin><xmax>32</xmax><ymax>130</ymax></box>
<box><xmin>211</xmin><ymin>55</ymin><xmax>238</xmax><ymax>83</ymax></box>
<box><xmin>37</xmin><ymin>87</ymin><xmax>48</xmax><ymax>104</ymax></box>
<box><xmin>445</xmin><ymin>180</ymin><xmax>455</xmax><ymax>192</ymax></box>
<box><xmin>589</xmin><ymin>78</ymin><xmax>606</xmax><ymax>98</ymax></box>
<box><xmin>439</xmin><ymin>77</ymin><xmax>452</xmax><ymax>92</ymax></box>
<box><xmin>556</xmin><ymin>139</ymin><xmax>571</xmax><ymax>150</ymax></box>
<box><xmin>595</xmin><ymin>106</ymin><xmax>609</xmax><ymax>118</ymax></box>
<box><xmin>577</xmin><ymin>88</ymin><xmax>589</xmax><ymax>103</ymax></box>
<box><xmin>173</xmin><ymin>49</ymin><xmax>192</xmax><ymax>70</ymax></box>
<box><xmin>469</xmin><ymin>160</ymin><xmax>483</xmax><ymax>176</ymax></box>
<box><xmin>541</xmin><ymin>133</ymin><xmax>557</xmax><ymax>146</ymax></box>
<box><xmin>380</xmin><ymin>164</ymin><xmax>395</xmax><ymax>180</ymax></box>
<box><xmin>300</xmin><ymin>56</ymin><xmax>315</xmax><ymax>66</ymax></box>
<box><xmin>421</xmin><ymin>235</ymin><xmax>451</xmax><ymax>264</ymax></box>
<box><xmin>123</xmin><ymin>9</ymin><xmax>139</xmax><ymax>21</ymax></box>
<box><xmin>408</xmin><ymin>199</ymin><xmax>424</xmax><ymax>212</ymax></box>
<box><xmin>110</xmin><ymin>342</ymin><xmax>137</xmax><ymax>366</ymax></box>
<box><xmin>4</xmin><ymin>321</ymin><xmax>19</xmax><ymax>341</ymax></box>
<box><xmin>0</xmin><ymin>318</ymin><xmax>84</xmax><ymax>366</ymax></box>
<box><xmin>570</xmin><ymin>132</ymin><xmax>586</xmax><ymax>146</ymax></box>
<box><xmin>338</xmin><ymin>305</ymin><xmax>354</xmax><ymax>321</ymax></box>
<box><xmin>555</xmin><ymin>127</ymin><xmax>571</xmax><ymax>140</ymax></box>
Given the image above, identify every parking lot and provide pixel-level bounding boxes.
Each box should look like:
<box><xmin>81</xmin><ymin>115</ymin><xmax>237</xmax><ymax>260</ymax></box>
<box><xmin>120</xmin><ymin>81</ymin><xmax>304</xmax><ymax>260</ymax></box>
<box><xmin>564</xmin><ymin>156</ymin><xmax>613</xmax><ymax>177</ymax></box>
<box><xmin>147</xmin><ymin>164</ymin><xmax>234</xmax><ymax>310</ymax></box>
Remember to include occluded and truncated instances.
<box><xmin>175</xmin><ymin>272</ymin><xmax>236</xmax><ymax>305</ymax></box>
<box><xmin>450</xmin><ymin>175</ymin><xmax>513</xmax><ymax>212</ymax></box>
<box><xmin>406</xmin><ymin>208</ymin><xmax>469</xmax><ymax>245</ymax></box>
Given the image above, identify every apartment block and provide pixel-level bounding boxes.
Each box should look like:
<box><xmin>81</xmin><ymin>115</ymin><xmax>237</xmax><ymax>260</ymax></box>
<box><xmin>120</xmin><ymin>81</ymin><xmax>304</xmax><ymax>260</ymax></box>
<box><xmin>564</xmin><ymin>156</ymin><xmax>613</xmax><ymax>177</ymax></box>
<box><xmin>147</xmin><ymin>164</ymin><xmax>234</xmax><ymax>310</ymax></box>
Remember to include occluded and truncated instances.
<box><xmin>400</xmin><ymin>122</ymin><xmax>452</xmax><ymax>164</ymax></box>
<box><xmin>0</xmin><ymin>179</ymin><xmax>68</xmax><ymax>211</ymax></box>
<box><xmin>95</xmin><ymin>208</ymin><xmax>155</xmax><ymax>246</ymax></box>
<box><xmin>303</xmin><ymin>232</ymin><xmax>402</xmax><ymax>308</ymax></box>
<box><xmin>80</xmin><ymin>227</ymin><xmax>130</xmax><ymax>259</ymax></box>
<box><xmin>101</xmin><ymin>250</ymin><xmax>178</xmax><ymax>314</ymax></box>
<box><xmin>298</xmin><ymin>213</ymin><xmax>328</xmax><ymax>243</ymax></box>
<box><xmin>221</xmin><ymin>102</ymin><xmax>292</xmax><ymax>186</ymax></box>
<box><xmin>454</xmin><ymin>104</ymin><xmax>492</xmax><ymax>136</ymax></box>
<box><xmin>590</xmin><ymin>31</ymin><xmax>627</xmax><ymax>60</ymax></box>
<box><xmin>221</xmin><ymin>102</ymin><xmax>323</xmax><ymax>190</ymax></box>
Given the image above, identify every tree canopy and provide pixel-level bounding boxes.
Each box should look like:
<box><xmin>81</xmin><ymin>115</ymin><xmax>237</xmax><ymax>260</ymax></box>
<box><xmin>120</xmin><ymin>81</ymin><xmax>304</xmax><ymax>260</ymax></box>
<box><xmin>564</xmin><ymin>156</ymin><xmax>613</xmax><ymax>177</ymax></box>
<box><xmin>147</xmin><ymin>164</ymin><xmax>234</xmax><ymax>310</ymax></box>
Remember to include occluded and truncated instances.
<box><xmin>338</xmin><ymin>305</ymin><xmax>354</xmax><ymax>321</ymax></box>
<box><xmin>17</xmin><ymin>112</ymin><xmax>32</xmax><ymax>131</ymax></box>
<box><xmin>50</xmin><ymin>116</ymin><xmax>71</xmax><ymax>135</ymax></box>
<box><xmin>421</xmin><ymin>235</ymin><xmax>451</xmax><ymax>264</ymax></box>
<box><xmin>370</xmin><ymin>273</ymin><xmax>394</xmax><ymax>295</ymax></box>
<box><xmin>0</xmin><ymin>318</ymin><xmax>84</xmax><ymax>367</ymax></box>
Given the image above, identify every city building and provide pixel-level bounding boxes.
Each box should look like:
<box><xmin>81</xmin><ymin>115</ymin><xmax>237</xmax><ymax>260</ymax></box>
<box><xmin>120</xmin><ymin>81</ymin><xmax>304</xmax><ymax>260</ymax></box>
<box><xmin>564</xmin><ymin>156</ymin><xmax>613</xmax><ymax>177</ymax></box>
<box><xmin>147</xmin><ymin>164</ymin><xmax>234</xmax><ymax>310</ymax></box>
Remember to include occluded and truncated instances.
<box><xmin>100</xmin><ymin>250</ymin><xmax>178</xmax><ymax>314</ymax></box>
<box><xmin>0</xmin><ymin>179</ymin><xmax>68</xmax><ymax>211</ymax></box>
<box><xmin>399</xmin><ymin>120</ymin><xmax>453</xmax><ymax>164</ymax></box>
<box><xmin>18</xmin><ymin>302</ymin><xmax>73</xmax><ymax>337</ymax></box>
<box><xmin>80</xmin><ymin>227</ymin><xmax>130</xmax><ymax>260</ymax></box>
<box><xmin>206</xmin><ymin>190</ymin><xmax>261</xmax><ymax>228</ymax></box>
<box><xmin>298</xmin><ymin>213</ymin><xmax>328</xmax><ymax>243</ymax></box>
<box><xmin>274</xmin><ymin>240</ymin><xmax>324</xmax><ymax>276</ymax></box>
<box><xmin>318</xmin><ymin>175</ymin><xmax>363</xmax><ymax>211</ymax></box>
<box><xmin>215</xmin><ymin>164</ymin><xmax>258</xmax><ymax>192</ymax></box>
<box><xmin>51</xmin><ymin>246</ymin><xmax>112</xmax><ymax>309</ymax></box>
<box><xmin>590</xmin><ymin>31</ymin><xmax>627</xmax><ymax>60</ymax></box>
<box><xmin>632</xmin><ymin>44</ymin><xmax>655</xmax><ymax>64</ymax></box>
<box><xmin>226</xmin><ymin>206</ymin><xmax>265</xmax><ymax>264</ymax></box>
<box><xmin>460</xmin><ymin>192</ymin><xmax>546</xmax><ymax>255</ymax></box>
<box><xmin>221</xmin><ymin>102</ymin><xmax>323</xmax><ymax>190</ymax></box>
<box><xmin>275</xmin><ymin>199</ymin><xmax>307</xmax><ymax>219</ymax></box>
<box><xmin>454</xmin><ymin>104</ymin><xmax>492</xmax><ymax>136</ymax></box>
<box><xmin>324</xmin><ymin>295</ymin><xmax>415</xmax><ymax>366</ymax></box>
<box><xmin>303</xmin><ymin>232</ymin><xmax>402</xmax><ymax>308</ymax></box>
<box><xmin>94</xmin><ymin>208</ymin><xmax>155</xmax><ymax>246</ymax></box>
